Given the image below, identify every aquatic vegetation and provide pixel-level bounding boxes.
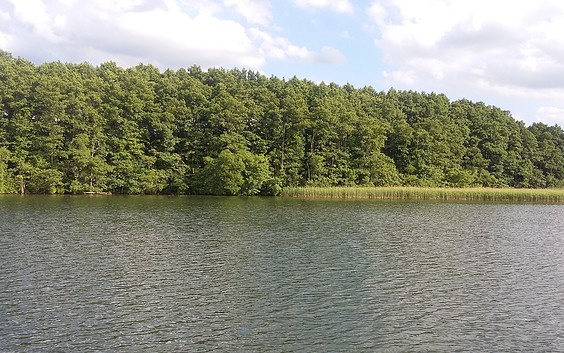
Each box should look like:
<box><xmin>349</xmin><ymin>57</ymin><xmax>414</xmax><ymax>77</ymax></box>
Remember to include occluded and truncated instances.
<box><xmin>281</xmin><ymin>186</ymin><xmax>564</xmax><ymax>202</ymax></box>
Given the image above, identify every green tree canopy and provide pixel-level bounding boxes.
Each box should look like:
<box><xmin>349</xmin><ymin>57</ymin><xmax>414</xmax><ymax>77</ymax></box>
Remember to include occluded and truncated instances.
<box><xmin>1</xmin><ymin>50</ymin><xmax>563</xmax><ymax>194</ymax></box>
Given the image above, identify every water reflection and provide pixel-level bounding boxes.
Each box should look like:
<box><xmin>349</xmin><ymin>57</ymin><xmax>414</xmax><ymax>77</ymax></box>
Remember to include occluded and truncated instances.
<box><xmin>0</xmin><ymin>196</ymin><xmax>563</xmax><ymax>352</ymax></box>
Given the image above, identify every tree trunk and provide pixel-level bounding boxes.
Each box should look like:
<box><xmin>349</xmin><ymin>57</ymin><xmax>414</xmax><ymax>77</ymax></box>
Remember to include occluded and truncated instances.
<box><xmin>19</xmin><ymin>176</ymin><xmax>25</xmax><ymax>194</ymax></box>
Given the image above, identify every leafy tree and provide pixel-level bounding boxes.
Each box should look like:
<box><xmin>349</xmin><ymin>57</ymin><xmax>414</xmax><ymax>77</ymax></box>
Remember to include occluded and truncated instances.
<box><xmin>194</xmin><ymin>149</ymin><xmax>273</xmax><ymax>195</ymax></box>
<box><xmin>2</xmin><ymin>51</ymin><xmax>564</xmax><ymax>194</ymax></box>
<box><xmin>529</xmin><ymin>123</ymin><xmax>564</xmax><ymax>187</ymax></box>
<box><xmin>270</xmin><ymin>78</ymin><xmax>308</xmax><ymax>186</ymax></box>
<box><xmin>0</xmin><ymin>147</ymin><xmax>16</xmax><ymax>193</ymax></box>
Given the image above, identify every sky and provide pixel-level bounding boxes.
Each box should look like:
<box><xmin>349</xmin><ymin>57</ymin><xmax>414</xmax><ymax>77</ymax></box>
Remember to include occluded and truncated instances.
<box><xmin>1</xmin><ymin>0</ymin><xmax>564</xmax><ymax>126</ymax></box>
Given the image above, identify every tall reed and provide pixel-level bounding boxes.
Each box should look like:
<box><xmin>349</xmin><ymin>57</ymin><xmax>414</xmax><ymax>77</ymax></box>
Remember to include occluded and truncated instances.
<box><xmin>280</xmin><ymin>186</ymin><xmax>564</xmax><ymax>202</ymax></box>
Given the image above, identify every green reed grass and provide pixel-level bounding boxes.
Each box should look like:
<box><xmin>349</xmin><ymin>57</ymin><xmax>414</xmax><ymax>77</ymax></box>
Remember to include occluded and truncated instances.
<box><xmin>280</xmin><ymin>186</ymin><xmax>564</xmax><ymax>202</ymax></box>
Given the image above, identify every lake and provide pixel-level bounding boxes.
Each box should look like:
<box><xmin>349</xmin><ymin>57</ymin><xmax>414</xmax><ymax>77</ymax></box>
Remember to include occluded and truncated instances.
<box><xmin>1</xmin><ymin>195</ymin><xmax>563</xmax><ymax>352</ymax></box>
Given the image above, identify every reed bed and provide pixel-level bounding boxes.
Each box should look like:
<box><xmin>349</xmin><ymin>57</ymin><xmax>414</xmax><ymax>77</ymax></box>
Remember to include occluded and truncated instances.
<box><xmin>281</xmin><ymin>186</ymin><xmax>564</xmax><ymax>202</ymax></box>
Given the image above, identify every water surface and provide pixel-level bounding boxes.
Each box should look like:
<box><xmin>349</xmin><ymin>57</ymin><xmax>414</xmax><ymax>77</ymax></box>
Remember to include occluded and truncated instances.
<box><xmin>1</xmin><ymin>196</ymin><xmax>563</xmax><ymax>352</ymax></box>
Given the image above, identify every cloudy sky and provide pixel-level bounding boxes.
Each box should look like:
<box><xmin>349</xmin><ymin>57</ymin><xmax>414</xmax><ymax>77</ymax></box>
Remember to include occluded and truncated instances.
<box><xmin>1</xmin><ymin>0</ymin><xmax>564</xmax><ymax>126</ymax></box>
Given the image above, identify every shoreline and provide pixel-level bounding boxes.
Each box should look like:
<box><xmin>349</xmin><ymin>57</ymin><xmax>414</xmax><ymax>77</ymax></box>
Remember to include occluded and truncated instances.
<box><xmin>3</xmin><ymin>186</ymin><xmax>564</xmax><ymax>202</ymax></box>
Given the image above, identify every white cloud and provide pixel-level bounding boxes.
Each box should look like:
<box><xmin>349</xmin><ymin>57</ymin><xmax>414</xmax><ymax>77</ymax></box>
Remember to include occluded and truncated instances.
<box><xmin>8</xmin><ymin>0</ymin><xmax>60</xmax><ymax>42</ymax></box>
<box><xmin>368</xmin><ymin>0</ymin><xmax>564</xmax><ymax>124</ymax></box>
<box><xmin>95</xmin><ymin>0</ymin><xmax>159</xmax><ymax>13</ymax></box>
<box><xmin>536</xmin><ymin>107</ymin><xmax>564</xmax><ymax>126</ymax></box>
<box><xmin>117</xmin><ymin>9</ymin><xmax>263</xmax><ymax>68</ymax></box>
<box><xmin>366</xmin><ymin>2</ymin><xmax>387</xmax><ymax>27</ymax></box>
<box><xmin>223</xmin><ymin>0</ymin><xmax>272</xmax><ymax>26</ymax></box>
<box><xmin>250</xmin><ymin>29</ymin><xmax>345</xmax><ymax>65</ymax></box>
<box><xmin>317</xmin><ymin>46</ymin><xmax>346</xmax><ymax>64</ymax></box>
<box><xmin>0</xmin><ymin>33</ymin><xmax>7</xmax><ymax>50</ymax></box>
<box><xmin>292</xmin><ymin>0</ymin><xmax>354</xmax><ymax>13</ymax></box>
<box><xmin>1</xmin><ymin>0</ymin><xmax>330</xmax><ymax>71</ymax></box>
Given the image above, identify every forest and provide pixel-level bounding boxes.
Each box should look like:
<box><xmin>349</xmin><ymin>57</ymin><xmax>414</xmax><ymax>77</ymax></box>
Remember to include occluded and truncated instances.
<box><xmin>1</xmin><ymin>50</ymin><xmax>564</xmax><ymax>195</ymax></box>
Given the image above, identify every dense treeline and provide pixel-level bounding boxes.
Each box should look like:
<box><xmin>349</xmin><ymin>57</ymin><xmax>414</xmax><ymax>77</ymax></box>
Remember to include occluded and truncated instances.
<box><xmin>1</xmin><ymin>50</ymin><xmax>564</xmax><ymax>195</ymax></box>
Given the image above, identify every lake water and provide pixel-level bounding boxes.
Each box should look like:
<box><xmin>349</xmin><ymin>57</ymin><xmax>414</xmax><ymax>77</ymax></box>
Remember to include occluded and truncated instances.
<box><xmin>0</xmin><ymin>195</ymin><xmax>563</xmax><ymax>352</ymax></box>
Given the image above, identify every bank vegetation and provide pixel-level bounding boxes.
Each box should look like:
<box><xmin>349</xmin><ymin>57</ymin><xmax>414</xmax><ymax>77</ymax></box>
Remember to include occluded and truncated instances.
<box><xmin>281</xmin><ymin>186</ymin><xmax>564</xmax><ymax>202</ymax></box>
<box><xmin>2</xmin><ymin>50</ymin><xmax>564</xmax><ymax>195</ymax></box>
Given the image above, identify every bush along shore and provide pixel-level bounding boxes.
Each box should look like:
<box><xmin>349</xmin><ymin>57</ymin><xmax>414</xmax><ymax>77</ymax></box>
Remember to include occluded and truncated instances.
<box><xmin>3</xmin><ymin>51</ymin><xmax>564</xmax><ymax>195</ymax></box>
<box><xmin>281</xmin><ymin>186</ymin><xmax>564</xmax><ymax>202</ymax></box>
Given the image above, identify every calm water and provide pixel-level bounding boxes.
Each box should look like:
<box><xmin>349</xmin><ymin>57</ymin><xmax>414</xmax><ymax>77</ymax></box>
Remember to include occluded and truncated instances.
<box><xmin>0</xmin><ymin>196</ymin><xmax>563</xmax><ymax>352</ymax></box>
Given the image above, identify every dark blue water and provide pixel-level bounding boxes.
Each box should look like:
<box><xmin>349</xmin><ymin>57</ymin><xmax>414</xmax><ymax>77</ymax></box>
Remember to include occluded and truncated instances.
<box><xmin>1</xmin><ymin>196</ymin><xmax>563</xmax><ymax>352</ymax></box>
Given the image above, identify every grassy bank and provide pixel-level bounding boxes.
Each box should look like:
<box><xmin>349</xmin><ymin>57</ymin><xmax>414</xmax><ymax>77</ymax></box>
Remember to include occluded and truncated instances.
<box><xmin>281</xmin><ymin>186</ymin><xmax>564</xmax><ymax>202</ymax></box>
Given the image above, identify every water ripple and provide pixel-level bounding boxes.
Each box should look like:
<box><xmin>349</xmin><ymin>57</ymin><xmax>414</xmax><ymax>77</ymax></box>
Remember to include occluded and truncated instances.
<box><xmin>0</xmin><ymin>197</ymin><xmax>563</xmax><ymax>352</ymax></box>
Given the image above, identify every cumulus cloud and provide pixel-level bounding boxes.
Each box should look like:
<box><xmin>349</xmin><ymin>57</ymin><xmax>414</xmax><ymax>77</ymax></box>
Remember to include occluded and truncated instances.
<box><xmin>368</xmin><ymin>0</ymin><xmax>564</xmax><ymax>123</ymax></box>
<box><xmin>250</xmin><ymin>28</ymin><xmax>316</xmax><ymax>61</ymax></box>
<box><xmin>317</xmin><ymin>46</ymin><xmax>346</xmax><ymax>64</ymax></box>
<box><xmin>223</xmin><ymin>0</ymin><xmax>272</xmax><ymax>26</ymax></box>
<box><xmin>536</xmin><ymin>107</ymin><xmax>564</xmax><ymax>126</ymax></box>
<box><xmin>292</xmin><ymin>0</ymin><xmax>354</xmax><ymax>13</ymax></box>
<box><xmin>249</xmin><ymin>29</ymin><xmax>345</xmax><ymax>65</ymax></box>
<box><xmin>0</xmin><ymin>0</ymin><xmax>262</xmax><ymax>69</ymax></box>
<box><xmin>0</xmin><ymin>0</ymin><xmax>339</xmax><ymax>72</ymax></box>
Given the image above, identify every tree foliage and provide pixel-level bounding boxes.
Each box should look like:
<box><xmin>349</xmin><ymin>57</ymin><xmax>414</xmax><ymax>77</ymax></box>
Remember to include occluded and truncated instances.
<box><xmin>1</xmin><ymin>50</ymin><xmax>564</xmax><ymax>194</ymax></box>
